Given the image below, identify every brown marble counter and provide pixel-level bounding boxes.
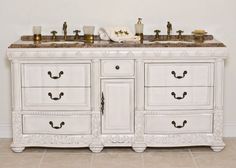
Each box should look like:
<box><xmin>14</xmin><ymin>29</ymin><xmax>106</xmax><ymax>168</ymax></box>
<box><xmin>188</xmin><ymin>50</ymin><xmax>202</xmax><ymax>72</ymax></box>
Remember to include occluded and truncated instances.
<box><xmin>9</xmin><ymin>35</ymin><xmax>225</xmax><ymax>48</ymax></box>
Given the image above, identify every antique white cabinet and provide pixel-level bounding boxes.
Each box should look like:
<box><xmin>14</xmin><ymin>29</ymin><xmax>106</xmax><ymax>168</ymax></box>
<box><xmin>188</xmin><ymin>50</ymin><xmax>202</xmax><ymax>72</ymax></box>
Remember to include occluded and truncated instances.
<box><xmin>7</xmin><ymin>47</ymin><xmax>227</xmax><ymax>153</ymax></box>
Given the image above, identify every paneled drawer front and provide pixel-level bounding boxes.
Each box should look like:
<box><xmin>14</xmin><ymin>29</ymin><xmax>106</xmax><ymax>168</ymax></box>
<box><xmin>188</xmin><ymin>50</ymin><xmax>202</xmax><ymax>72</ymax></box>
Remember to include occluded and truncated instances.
<box><xmin>22</xmin><ymin>64</ymin><xmax>90</xmax><ymax>87</ymax></box>
<box><xmin>23</xmin><ymin>114</ymin><xmax>91</xmax><ymax>135</ymax></box>
<box><xmin>145</xmin><ymin>87</ymin><xmax>213</xmax><ymax>110</ymax></box>
<box><xmin>22</xmin><ymin>88</ymin><xmax>90</xmax><ymax>110</ymax></box>
<box><xmin>145</xmin><ymin>63</ymin><xmax>214</xmax><ymax>86</ymax></box>
<box><xmin>101</xmin><ymin>60</ymin><xmax>134</xmax><ymax>77</ymax></box>
<box><xmin>145</xmin><ymin>114</ymin><xmax>213</xmax><ymax>134</ymax></box>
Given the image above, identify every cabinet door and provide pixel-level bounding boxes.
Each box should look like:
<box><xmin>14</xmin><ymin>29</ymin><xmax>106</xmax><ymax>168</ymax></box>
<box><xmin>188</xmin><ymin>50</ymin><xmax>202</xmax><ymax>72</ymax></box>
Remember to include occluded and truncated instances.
<box><xmin>101</xmin><ymin>79</ymin><xmax>134</xmax><ymax>134</ymax></box>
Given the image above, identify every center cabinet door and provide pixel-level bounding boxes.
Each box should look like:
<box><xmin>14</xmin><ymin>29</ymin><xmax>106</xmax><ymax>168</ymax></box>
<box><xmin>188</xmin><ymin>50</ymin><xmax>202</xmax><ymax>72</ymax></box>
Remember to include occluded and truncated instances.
<box><xmin>101</xmin><ymin>79</ymin><xmax>134</xmax><ymax>134</ymax></box>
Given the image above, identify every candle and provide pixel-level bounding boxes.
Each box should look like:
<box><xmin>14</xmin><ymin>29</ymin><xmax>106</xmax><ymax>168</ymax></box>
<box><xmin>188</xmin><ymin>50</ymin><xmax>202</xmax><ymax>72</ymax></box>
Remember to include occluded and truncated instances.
<box><xmin>33</xmin><ymin>26</ymin><xmax>41</xmax><ymax>35</ymax></box>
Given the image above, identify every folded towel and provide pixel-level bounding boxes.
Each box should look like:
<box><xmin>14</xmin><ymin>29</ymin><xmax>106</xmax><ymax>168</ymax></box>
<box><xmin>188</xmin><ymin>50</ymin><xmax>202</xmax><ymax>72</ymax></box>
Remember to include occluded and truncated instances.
<box><xmin>98</xmin><ymin>26</ymin><xmax>140</xmax><ymax>43</ymax></box>
<box><xmin>98</xmin><ymin>27</ymin><xmax>110</xmax><ymax>41</ymax></box>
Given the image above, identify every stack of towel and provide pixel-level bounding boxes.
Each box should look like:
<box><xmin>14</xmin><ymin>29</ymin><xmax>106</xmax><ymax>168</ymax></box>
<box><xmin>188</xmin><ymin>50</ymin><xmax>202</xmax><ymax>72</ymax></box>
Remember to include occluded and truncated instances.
<box><xmin>98</xmin><ymin>26</ymin><xmax>140</xmax><ymax>43</ymax></box>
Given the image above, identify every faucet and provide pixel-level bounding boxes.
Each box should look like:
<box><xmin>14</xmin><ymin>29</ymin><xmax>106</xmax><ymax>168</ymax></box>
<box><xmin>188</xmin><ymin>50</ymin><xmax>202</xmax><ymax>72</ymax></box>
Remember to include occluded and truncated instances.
<box><xmin>167</xmin><ymin>21</ymin><xmax>172</xmax><ymax>39</ymax></box>
<box><xmin>63</xmin><ymin>21</ymin><xmax>67</xmax><ymax>40</ymax></box>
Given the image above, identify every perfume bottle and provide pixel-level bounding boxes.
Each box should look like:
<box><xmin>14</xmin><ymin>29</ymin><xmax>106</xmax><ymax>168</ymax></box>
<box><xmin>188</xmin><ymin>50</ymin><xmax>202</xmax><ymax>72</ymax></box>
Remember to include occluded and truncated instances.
<box><xmin>135</xmin><ymin>18</ymin><xmax>144</xmax><ymax>41</ymax></box>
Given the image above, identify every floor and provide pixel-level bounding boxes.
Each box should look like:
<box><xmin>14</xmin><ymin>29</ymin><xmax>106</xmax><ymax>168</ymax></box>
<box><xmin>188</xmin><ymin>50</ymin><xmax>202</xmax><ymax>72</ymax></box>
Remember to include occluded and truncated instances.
<box><xmin>0</xmin><ymin>138</ymin><xmax>236</xmax><ymax>168</ymax></box>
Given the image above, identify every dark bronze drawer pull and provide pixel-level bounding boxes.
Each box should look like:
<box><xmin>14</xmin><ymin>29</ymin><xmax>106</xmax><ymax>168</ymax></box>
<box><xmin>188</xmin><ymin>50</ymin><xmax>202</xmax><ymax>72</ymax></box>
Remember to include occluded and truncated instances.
<box><xmin>171</xmin><ymin>92</ymin><xmax>187</xmax><ymax>100</ymax></box>
<box><xmin>171</xmin><ymin>120</ymin><xmax>187</xmax><ymax>128</ymax></box>
<box><xmin>48</xmin><ymin>71</ymin><xmax>64</xmax><ymax>79</ymax></box>
<box><xmin>101</xmin><ymin>92</ymin><xmax>105</xmax><ymax>115</ymax></box>
<box><xmin>48</xmin><ymin>92</ymin><xmax>64</xmax><ymax>101</ymax></box>
<box><xmin>49</xmin><ymin>121</ymin><xmax>65</xmax><ymax>129</ymax></box>
<box><xmin>115</xmin><ymin>65</ymin><xmax>120</xmax><ymax>70</ymax></box>
<box><xmin>171</xmin><ymin>71</ymin><xmax>187</xmax><ymax>79</ymax></box>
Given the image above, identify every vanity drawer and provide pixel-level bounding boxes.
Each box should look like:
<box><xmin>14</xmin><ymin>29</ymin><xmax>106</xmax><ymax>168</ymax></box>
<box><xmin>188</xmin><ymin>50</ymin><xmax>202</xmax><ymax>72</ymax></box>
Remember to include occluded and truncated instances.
<box><xmin>144</xmin><ymin>114</ymin><xmax>213</xmax><ymax>134</ymax></box>
<box><xmin>145</xmin><ymin>63</ymin><xmax>214</xmax><ymax>86</ymax></box>
<box><xmin>23</xmin><ymin>114</ymin><xmax>91</xmax><ymax>135</ymax></box>
<box><xmin>22</xmin><ymin>64</ymin><xmax>90</xmax><ymax>87</ymax></box>
<box><xmin>101</xmin><ymin>60</ymin><xmax>134</xmax><ymax>77</ymax></box>
<box><xmin>22</xmin><ymin>88</ymin><xmax>90</xmax><ymax>110</ymax></box>
<box><xmin>145</xmin><ymin>87</ymin><xmax>213</xmax><ymax>110</ymax></box>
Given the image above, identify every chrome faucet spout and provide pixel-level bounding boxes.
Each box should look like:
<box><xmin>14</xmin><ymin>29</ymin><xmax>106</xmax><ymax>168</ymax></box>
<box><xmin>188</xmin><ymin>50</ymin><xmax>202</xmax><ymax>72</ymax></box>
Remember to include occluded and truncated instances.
<box><xmin>63</xmin><ymin>22</ymin><xmax>67</xmax><ymax>41</ymax></box>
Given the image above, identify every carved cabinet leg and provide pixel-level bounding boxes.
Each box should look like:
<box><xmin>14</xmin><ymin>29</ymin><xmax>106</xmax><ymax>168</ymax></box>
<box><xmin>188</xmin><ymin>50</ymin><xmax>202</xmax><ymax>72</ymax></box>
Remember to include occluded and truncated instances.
<box><xmin>211</xmin><ymin>146</ymin><xmax>225</xmax><ymax>152</ymax></box>
<box><xmin>132</xmin><ymin>143</ymin><xmax>147</xmax><ymax>153</ymax></box>
<box><xmin>11</xmin><ymin>146</ymin><xmax>25</xmax><ymax>153</ymax></box>
<box><xmin>89</xmin><ymin>144</ymin><xmax>104</xmax><ymax>153</ymax></box>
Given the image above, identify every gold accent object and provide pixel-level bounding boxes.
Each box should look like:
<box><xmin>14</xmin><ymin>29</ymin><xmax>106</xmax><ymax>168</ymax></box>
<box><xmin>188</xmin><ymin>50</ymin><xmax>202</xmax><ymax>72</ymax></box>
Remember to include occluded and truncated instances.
<box><xmin>167</xmin><ymin>21</ymin><xmax>172</xmax><ymax>38</ymax></box>
<box><xmin>135</xmin><ymin>33</ymin><xmax>143</xmax><ymax>42</ymax></box>
<box><xmin>33</xmin><ymin>34</ymin><xmax>42</xmax><ymax>42</ymax></box>
<box><xmin>63</xmin><ymin>21</ymin><xmax>67</xmax><ymax>41</ymax></box>
<box><xmin>176</xmin><ymin>30</ymin><xmax>184</xmax><ymax>39</ymax></box>
<box><xmin>137</xmin><ymin>18</ymin><xmax>142</xmax><ymax>24</ymax></box>
<box><xmin>73</xmin><ymin>30</ymin><xmax>81</xmax><ymax>40</ymax></box>
<box><xmin>84</xmin><ymin>34</ymin><xmax>94</xmax><ymax>43</ymax></box>
<box><xmin>51</xmin><ymin>31</ymin><xmax>57</xmax><ymax>41</ymax></box>
<box><xmin>192</xmin><ymin>29</ymin><xmax>207</xmax><ymax>43</ymax></box>
<box><xmin>154</xmin><ymin>29</ymin><xmax>161</xmax><ymax>39</ymax></box>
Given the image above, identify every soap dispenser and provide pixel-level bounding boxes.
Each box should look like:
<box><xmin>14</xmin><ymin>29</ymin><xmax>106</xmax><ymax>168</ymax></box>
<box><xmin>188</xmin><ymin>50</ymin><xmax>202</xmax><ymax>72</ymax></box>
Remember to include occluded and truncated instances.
<box><xmin>135</xmin><ymin>18</ymin><xmax>144</xmax><ymax>41</ymax></box>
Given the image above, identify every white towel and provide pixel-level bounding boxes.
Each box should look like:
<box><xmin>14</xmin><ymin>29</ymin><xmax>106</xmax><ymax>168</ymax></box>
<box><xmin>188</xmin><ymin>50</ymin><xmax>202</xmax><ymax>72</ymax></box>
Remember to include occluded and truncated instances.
<box><xmin>98</xmin><ymin>26</ymin><xmax>140</xmax><ymax>43</ymax></box>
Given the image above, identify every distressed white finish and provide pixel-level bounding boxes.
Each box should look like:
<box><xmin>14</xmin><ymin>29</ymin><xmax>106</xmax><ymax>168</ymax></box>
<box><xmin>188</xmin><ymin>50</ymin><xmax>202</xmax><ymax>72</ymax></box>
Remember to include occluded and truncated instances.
<box><xmin>101</xmin><ymin>79</ymin><xmax>134</xmax><ymax>134</ymax></box>
<box><xmin>22</xmin><ymin>63</ymin><xmax>90</xmax><ymax>87</ymax></box>
<box><xmin>145</xmin><ymin>87</ymin><xmax>213</xmax><ymax>110</ymax></box>
<box><xmin>22</xmin><ymin>87</ymin><xmax>91</xmax><ymax>110</ymax></box>
<box><xmin>144</xmin><ymin>113</ymin><xmax>213</xmax><ymax>134</ymax></box>
<box><xmin>23</xmin><ymin>114</ymin><xmax>91</xmax><ymax>134</ymax></box>
<box><xmin>145</xmin><ymin>63</ymin><xmax>214</xmax><ymax>86</ymax></box>
<box><xmin>7</xmin><ymin>47</ymin><xmax>227</xmax><ymax>153</ymax></box>
<box><xmin>101</xmin><ymin>60</ymin><xmax>135</xmax><ymax>77</ymax></box>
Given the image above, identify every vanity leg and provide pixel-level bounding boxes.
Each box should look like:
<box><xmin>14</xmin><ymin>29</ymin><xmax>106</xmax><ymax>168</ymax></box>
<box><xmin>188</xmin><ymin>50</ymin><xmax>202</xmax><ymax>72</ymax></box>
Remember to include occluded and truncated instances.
<box><xmin>89</xmin><ymin>144</ymin><xmax>104</xmax><ymax>153</ymax></box>
<box><xmin>211</xmin><ymin>146</ymin><xmax>225</xmax><ymax>152</ymax></box>
<box><xmin>132</xmin><ymin>144</ymin><xmax>147</xmax><ymax>153</ymax></box>
<box><xmin>11</xmin><ymin>146</ymin><xmax>25</xmax><ymax>153</ymax></box>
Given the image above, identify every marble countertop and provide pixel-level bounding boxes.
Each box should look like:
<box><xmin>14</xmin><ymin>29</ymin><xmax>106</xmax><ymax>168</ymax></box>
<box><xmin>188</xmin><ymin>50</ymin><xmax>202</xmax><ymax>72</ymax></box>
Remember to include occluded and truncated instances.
<box><xmin>8</xmin><ymin>35</ymin><xmax>226</xmax><ymax>48</ymax></box>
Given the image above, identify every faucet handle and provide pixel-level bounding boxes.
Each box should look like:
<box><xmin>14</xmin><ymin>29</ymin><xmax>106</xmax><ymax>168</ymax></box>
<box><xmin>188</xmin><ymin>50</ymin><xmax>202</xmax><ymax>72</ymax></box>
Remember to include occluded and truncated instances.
<box><xmin>51</xmin><ymin>30</ymin><xmax>57</xmax><ymax>41</ymax></box>
<box><xmin>154</xmin><ymin>29</ymin><xmax>161</xmax><ymax>39</ymax></box>
<box><xmin>176</xmin><ymin>30</ymin><xmax>184</xmax><ymax>39</ymax></box>
<box><xmin>73</xmin><ymin>30</ymin><xmax>81</xmax><ymax>40</ymax></box>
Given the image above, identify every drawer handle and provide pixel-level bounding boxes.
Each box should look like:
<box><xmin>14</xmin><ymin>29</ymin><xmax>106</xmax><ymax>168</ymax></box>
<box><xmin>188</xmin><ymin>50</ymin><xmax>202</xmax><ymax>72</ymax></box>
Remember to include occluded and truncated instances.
<box><xmin>48</xmin><ymin>71</ymin><xmax>64</xmax><ymax>79</ymax></box>
<box><xmin>48</xmin><ymin>92</ymin><xmax>64</xmax><ymax>101</ymax></box>
<box><xmin>115</xmin><ymin>65</ymin><xmax>120</xmax><ymax>70</ymax></box>
<box><xmin>49</xmin><ymin>121</ymin><xmax>65</xmax><ymax>129</ymax></box>
<box><xmin>171</xmin><ymin>120</ymin><xmax>187</xmax><ymax>128</ymax></box>
<box><xmin>171</xmin><ymin>71</ymin><xmax>187</xmax><ymax>79</ymax></box>
<box><xmin>101</xmin><ymin>92</ymin><xmax>105</xmax><ymax>115</ymax></box>
<box><xmin>171</xmin><ymin>92</ymin><xmax>187</xmax><ymax>100</ymax></box>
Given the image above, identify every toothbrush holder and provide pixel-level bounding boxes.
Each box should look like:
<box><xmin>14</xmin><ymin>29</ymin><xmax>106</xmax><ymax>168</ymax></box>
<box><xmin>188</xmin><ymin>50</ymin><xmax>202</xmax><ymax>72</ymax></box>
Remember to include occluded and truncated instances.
<box><xmin>83</xmin><ymin>26</ymin><xmax>95</xmax><ymax>43</ymax></box>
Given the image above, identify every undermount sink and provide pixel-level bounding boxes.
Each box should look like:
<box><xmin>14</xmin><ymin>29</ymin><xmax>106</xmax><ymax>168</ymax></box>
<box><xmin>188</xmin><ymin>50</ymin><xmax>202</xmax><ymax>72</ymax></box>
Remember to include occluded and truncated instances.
<box><xmin>41</xmin><ymin>41</ymin><xmax>83</xmax><ymax>44</ymax></box>
<box><xmin>153</xmin><ymin>40</ymin><xmax>194</xmax><ymax>44</ymax></box>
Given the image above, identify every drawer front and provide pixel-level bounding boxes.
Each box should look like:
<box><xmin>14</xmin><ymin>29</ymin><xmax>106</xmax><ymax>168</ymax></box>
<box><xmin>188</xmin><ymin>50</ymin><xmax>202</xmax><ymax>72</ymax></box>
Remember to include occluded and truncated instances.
<box><xmin>145</xmin><ymin>87</ymin><xmax>213</xmax><ymax>110</ymax></box>
<box><xmin>101</xmin><ymin>60</ymin><xmax>134</xmax><ymax>77</ymax></box>
<box><xmin>22</xmin><ymin>64</ymin><xmax>90</xmax><ymax>87</ymax></box>
<box><xmin>145</xmin><ymin>114</ymin><xmax>213</xmax><ymax>134</ymax></box>
<box><xmin>145</xmin><ymin>63</ymin><xmax>214</xmax><ymax>86</ymax></box>
<box><xmin>23</xmin><ymin>114</ymin><xmax>91</xmax><ymax>135</ymax></box>
<box><xmin>22</xmin><ymin>88</ymin><xmax>90</xmax><ymax>110</ymax></box>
